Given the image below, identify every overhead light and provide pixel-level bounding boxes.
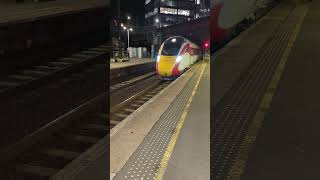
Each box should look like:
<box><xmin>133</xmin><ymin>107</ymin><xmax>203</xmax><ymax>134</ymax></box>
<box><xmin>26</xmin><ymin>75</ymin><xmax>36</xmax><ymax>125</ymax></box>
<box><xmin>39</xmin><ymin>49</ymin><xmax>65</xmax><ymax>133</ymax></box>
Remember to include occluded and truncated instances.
<box><xmin>130</xmin><ymin>28</ymin><xmax>133</xmax><ymax>31</ymax></box>
<box><xmin>123</xmin><ymin>26</ymin><xmax>127</xmax><ymax>30</ymax></box>
<box><xmin>127</xmin><ymin>16</ymin><xmax>131</xmax><ymax>20</ymax></box>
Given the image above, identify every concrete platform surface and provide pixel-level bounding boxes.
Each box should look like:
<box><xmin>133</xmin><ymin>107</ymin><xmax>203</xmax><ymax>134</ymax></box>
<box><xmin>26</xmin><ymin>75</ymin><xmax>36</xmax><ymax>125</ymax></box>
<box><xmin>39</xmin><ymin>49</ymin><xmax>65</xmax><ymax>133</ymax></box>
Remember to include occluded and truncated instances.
<box><xmin>164</xmin><ymin>61</ymin><xmax>210</xmax><ymax>180</ymax></box>
<box><xmin>111</xmin><ymin>61</ymin><xmax>207</xmax><ymax>179</ymax></box>
<box><xmin>242</xmin><ymin>1</ymin><xmax>320</xmax><ymax>179</ymax></box>
<box><xmin>110</xmin><ymin>62</ymin><xmax>202</xmax><ymax>178</ymax></box>
<box><xmin>212</xmin><ymin>2</ymin><xmax>305</xmax><ymax>180</ymax></box>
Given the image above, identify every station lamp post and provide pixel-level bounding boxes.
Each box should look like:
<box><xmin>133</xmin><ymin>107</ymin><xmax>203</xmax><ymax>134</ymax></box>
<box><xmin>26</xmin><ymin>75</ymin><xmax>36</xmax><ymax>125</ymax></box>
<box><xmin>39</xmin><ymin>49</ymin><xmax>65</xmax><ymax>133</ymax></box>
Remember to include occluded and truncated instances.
<box><xmin>152</xmin><ymin>18</ymin><xmax>160</xmax><ymax>60</ymax></box>
<box><xmin>155</xmin><ymin>18</ymin><xmax>160</xmax><ymax>28</ymax></box>
<box><xmin>123</xmin><ymin>26</ymin><xmax>133</xmax><ymax>49</ymax></box>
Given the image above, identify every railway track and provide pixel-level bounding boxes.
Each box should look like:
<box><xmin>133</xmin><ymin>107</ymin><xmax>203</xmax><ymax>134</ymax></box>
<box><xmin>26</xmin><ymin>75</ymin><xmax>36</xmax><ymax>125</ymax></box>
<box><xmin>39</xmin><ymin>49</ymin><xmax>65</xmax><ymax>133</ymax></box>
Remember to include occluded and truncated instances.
<box><xmin>0</xmin><ymin>71</ymin><xmax>171</xmax><ymax>179</ymax></box>
<box><xmin>110</xmin><ymin>71</ymin><xmax>156</xmax><ymax>94</ymax></box>
<box><xmin>0</xmin><ymin>93</ymin><xmax>107</xmax><ymax>180</ymax></box>
<box><xmin>0</xmin><ymin>43</ymin><xmax>108</xmax><ymax>100</ymax></box>
<box><xmin>110</xmin><ymin>78</ymin><xmax>171</xmax><ymax>129</ymax></box>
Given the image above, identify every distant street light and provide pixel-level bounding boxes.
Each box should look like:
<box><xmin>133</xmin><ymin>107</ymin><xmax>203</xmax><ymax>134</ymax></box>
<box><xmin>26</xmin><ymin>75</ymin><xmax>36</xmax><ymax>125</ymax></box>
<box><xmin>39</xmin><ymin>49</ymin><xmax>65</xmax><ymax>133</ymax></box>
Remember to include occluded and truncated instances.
<box><xmin>123</xmin><ymin>26</ymin><xmax>127</xmax><ymax>30</ymax></box>
<box><xmin>155</xmin><ymin>18</ymin><xmax>160</xmax><ymax>28</ymax></box>
<box><xmin>127</xmin><ymin>16</ymin><xmax>131</xmax><ymax>20</ymax></box>
<box><xmin>130</xmin><ymin>28</ymin><xmax>133</xmax><ymax>31</ymax></box>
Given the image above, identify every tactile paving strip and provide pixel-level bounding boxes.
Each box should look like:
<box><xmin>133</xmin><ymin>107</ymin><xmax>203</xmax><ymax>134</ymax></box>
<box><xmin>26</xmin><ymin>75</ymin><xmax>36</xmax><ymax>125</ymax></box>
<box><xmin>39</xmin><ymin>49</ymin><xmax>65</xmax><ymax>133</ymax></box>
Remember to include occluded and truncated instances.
<box><xmin>114</xmin><ymin>63</ymin><xmax>204</xmax><ymax>180</ymax></box>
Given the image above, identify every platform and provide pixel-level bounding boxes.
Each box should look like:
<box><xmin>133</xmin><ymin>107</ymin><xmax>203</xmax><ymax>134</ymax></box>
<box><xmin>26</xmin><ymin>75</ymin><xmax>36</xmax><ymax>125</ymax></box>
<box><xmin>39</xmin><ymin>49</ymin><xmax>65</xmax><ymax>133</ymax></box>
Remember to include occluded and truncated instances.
<box><xmin>0</xmin><ymin>0</ymin><xmax>108</xmax><ymax>26</ymax></box>
<box><xmin>110</xmin><ymin>58</ymin><xmax>154</xmax><ymax>70</ymax></box>
<box><xmin>213</xmin><ymin>1</ymin><xmax>320</xmax><ymax>179</ymax></box>
<box><xmin>110</xmin><ymin>60</ymin><xmax>210</xmax><ymax>179</ymax></box>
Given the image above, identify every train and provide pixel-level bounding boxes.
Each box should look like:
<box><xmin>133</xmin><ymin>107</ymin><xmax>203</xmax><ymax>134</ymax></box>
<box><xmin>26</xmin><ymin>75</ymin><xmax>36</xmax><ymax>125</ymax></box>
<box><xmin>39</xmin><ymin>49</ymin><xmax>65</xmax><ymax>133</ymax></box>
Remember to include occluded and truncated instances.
<box><xmin>211</xmin><ymin>0</ymin><xmax>273</xmax><ymax>48</ymax></box>
<box><xmin>156</xmin><ymin>36</ymin><xmax>201</xmax><ymax>78</ymax></box>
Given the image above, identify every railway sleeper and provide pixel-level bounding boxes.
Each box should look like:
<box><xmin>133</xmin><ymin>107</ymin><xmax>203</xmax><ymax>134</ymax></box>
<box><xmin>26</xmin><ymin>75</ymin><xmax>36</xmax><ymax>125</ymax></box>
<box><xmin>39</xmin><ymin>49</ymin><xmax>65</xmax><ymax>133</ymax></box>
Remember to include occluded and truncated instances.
<box><xmin>97</xmin><ymin>44</ymin><xmax>109</xmax><ymax>48</ymax></box>
<box><xmin>59</xmin><ymin>57</ymin><xmax>84</xmax><ymax>62</ymax></box>
<box><xmin>34</xmin><ymin>66</ymin><xmax>61</xmax><ymax>71</ymax></box>
<box><xmin>70</xmin><ymin>73</ymin><xmax>85</xmax><ymax>78</ymax></box>
<box><xmin>91</xmin><ymin>113</ymin><xmax>107</xmax><ymax>120</ymax></box>
<box><xmin>123</xmin><ymin>108</ymin><xmax>135</xmax><ymax>113</ymax></box>
<box><xmin>144</xmin><ymin>94</ymin><xmax>154</xmax><ymax>97</ymax></box>
<box><xmin>130</xmin><ymin>104</ymin><xmax>141</xmax><ymax>108</ymax></box>
<box><xmin>89</xmin><ymin>47</ymin><xmax>106</xmax><ymax>52</ymax></box>
<box><xmin>114</xmin><ymin>113</ymin><xmax>128</xmax><ymax>119</ymax></box>
<box><xmin>48</xmin><ymin>61</ymin><xmax>71</xmax><ymax>66</ymax></box>
<box><xmin>79</xmin><ymin>123</ymin><xmax>106</xmax><ymax>131</ymax></box>
<box><xmin>140</xmin><ymin>97</ymin><xmax>150</xmax><ymax>101</ymax></box>
<box><xmin>18</xmin><ymin>153</ymin><xmax>70</xmax><ymax>168</ymax></box>
<box><xmin>65</xmin><ymin>127</ymin><xmax>106</xmax><ymax>138</ymax></box>
<box><xmin>49</xmin><ymin>137</ymin><xmax>90</xmax><ymax>153</ymax></box>
<box><xmin>0</xmin><ymin>81</ymin><xmax>19</xmax><ymax>87</ymax></box>
<box><xmin>81</xmin><ymin>50</ymin><xmax>104</xmax><ymax>55</ymax></box>
<box><xmin>8</xmin><ymin>75</ymin><xmax>35</xmax><ymax>81</ymax></box>
<box><xmin>61</xmin><ymin>133</ymin><xmax>100</xmax><ymax>144</ymax></box>
<box><xmin>23</xmin><ymin>70</ymin><xmax>49</xmax><ymax>76</ymax></box>
<box><xmin>15</xmin><ymin>164</ymin><xmax>58</xmax><ymax>177</ymax></box>
<box><xmin>72</xmin><ymin>54</ymin><xmax>92</xmax><ymax>59</ymax></box>
<box><xmin>135</xmin><ymin>100</ymin><xmax>146</xmax><ymax>104</ymax></box>
<box><xmin>41</xmin><ymin>148</ymin><xmax>80</xmax><ymax>160</ymax></box>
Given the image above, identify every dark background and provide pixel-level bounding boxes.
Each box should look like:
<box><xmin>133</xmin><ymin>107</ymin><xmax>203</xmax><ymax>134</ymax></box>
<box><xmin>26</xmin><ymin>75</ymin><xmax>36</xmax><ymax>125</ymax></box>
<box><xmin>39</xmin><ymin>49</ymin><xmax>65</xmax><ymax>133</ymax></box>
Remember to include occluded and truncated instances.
<box><xmin>111</xmin><ymin>0</ymin><xmax>145</xmax><ymax>25</ymax></box>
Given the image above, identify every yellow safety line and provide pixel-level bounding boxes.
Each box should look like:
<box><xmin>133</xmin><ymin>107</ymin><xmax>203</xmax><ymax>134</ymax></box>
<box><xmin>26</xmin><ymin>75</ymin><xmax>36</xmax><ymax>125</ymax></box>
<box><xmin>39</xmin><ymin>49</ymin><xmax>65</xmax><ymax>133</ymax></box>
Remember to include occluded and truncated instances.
<box><xmin>154</xmin><ymin>62</ymin><xmax>207</xmax><ymax>180</ymax></box>
<box><xmin>227</xmin><ymin>5</ymin><xmax>308</xmax><ymax>180</ymax></box>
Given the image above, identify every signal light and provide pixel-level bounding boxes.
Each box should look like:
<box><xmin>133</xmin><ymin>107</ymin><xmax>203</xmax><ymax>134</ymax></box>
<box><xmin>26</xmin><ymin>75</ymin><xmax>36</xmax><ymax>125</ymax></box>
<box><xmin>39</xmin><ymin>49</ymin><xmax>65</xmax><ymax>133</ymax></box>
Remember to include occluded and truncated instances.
<box><xmin>203</xmin><ymin>40</ymin><xmax>209</xmax><ymax>49</ymax></box>
<box><xmin>203</xmin><ymin>40</ymin><xmax>210</xmax><ymax>49</ymax></box>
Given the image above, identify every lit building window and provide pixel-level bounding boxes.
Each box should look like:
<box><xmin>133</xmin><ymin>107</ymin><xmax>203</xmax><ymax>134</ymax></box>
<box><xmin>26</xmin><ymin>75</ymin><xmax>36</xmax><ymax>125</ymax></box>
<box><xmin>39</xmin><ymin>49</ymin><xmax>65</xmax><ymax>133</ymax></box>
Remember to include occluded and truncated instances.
<box><xmin>178</xmin><ymin>9</ymin><xmax>190</xmax><ymax>16</ymax></box>
<box><xmin>160</xmin><ymin>7</ymin><xmax>177</xmax><ymax>15</ymax></box>
<box><xmin>145</xmin><ymin>11</ymin><xmax>154</xmax><ymax>18</ymax></box>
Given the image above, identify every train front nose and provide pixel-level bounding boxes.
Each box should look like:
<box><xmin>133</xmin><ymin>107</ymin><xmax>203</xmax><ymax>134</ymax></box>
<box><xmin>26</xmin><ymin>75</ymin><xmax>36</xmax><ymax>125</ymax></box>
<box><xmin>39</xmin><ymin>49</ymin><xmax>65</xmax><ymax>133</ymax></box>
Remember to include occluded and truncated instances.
<box><xmin>157</xmin><ymin>56</ymin><xmax>176</xmax><ymax>77</ymax></box>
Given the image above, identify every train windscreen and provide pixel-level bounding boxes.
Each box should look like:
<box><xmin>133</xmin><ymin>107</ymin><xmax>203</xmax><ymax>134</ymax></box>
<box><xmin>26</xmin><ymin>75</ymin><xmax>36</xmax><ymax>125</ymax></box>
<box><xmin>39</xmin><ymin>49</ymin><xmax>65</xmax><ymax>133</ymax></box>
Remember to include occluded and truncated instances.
<box><xmin>161</xmin><ymin>38</ymin><xmax>185</xmax><ymax>56</ymax></box>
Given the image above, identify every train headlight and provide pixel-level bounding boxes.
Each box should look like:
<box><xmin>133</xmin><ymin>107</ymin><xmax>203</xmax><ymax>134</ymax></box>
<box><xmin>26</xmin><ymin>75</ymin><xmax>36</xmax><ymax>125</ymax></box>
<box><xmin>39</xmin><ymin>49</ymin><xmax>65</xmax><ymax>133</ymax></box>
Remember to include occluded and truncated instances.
<box><xmin>157</xmin><ymin>55</ymin><xmax>160</xmax><ymax>63</ymax></box>
<box><xmin>176</xmin><ymin>56</ymin><xmax>182</xmax><ymax>63</ymax></box>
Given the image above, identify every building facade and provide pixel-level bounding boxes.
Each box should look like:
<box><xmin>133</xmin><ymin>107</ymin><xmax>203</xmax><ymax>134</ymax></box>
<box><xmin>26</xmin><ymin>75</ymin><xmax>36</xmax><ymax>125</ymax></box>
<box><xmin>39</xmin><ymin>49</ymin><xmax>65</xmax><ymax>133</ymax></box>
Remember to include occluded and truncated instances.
<box><xmin>145</xmin><ymin>0</ymin><xmax>209</xmax><ymax>28</ymax></box>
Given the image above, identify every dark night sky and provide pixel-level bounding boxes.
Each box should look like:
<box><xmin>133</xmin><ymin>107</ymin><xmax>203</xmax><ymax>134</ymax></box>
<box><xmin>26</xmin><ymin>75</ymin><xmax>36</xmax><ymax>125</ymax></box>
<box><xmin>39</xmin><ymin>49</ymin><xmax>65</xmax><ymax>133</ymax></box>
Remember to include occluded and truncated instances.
<box><xmin>121</xmin><ymin>0</ymin><xmax>145</xmax><ymax>25</ymax></box>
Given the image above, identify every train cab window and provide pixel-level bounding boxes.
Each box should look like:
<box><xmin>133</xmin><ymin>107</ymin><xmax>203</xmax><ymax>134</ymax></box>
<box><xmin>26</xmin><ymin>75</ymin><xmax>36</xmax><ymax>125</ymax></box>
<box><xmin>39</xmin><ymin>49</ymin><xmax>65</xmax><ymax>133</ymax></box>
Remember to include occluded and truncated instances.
<box><xmin>161</xmin><ymin>37</ymin><xmax>185</xmax><ymax>56</ymax></box>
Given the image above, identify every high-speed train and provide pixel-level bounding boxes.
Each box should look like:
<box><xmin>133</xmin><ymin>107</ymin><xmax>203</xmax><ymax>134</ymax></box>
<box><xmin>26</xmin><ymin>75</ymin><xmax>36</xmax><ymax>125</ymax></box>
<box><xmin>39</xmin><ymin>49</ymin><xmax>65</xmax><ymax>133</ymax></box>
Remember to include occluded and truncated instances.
<box><xmin>211</xmin><ymin>0</ymin><xmax>273</xmax><ymax>46</ymax></box>
<box><xmin>156</xmin><ymin>36</ymin><xmax>201</xmax><ymax>78</ymax></box>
